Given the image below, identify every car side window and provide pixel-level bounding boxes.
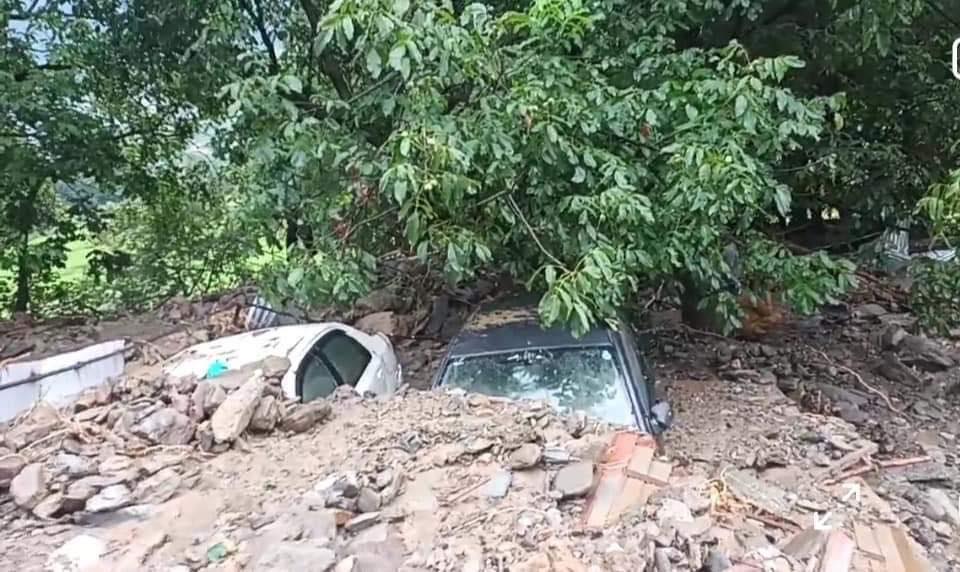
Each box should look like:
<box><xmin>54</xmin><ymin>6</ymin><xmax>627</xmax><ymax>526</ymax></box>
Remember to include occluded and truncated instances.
<box><xmin>320</xmin><ymin>332</ymin><xmax>372</xmax><ymax>387</ymax></box>
<box><xmin>299</xmin><ymin>351</ymin><xmax>338</xmax><ymax>402</ymax></box>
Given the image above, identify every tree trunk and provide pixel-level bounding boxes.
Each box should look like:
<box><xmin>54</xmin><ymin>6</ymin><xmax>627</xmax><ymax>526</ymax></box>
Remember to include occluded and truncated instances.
<box><xmin>13</xmin><ymin>230</ymin><xmax>30</xmax><ymax>312</ymax></box>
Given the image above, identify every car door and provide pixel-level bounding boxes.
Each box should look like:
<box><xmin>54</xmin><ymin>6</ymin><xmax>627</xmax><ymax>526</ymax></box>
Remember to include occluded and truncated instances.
<box><xmin>296</xmin><ymin>330</ymin><xmax>373</xmax><ymax>402</ymax></box>
<box><xmin>617</xmin><ymin>321</ymin><xmax>657</xmax><ymax>410</ymax></box>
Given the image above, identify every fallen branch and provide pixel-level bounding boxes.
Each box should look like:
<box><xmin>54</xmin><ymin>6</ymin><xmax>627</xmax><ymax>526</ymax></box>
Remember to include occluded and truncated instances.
<box><xmin>808</xmin><ymin>348</ymin><xmax>902</xmax><ymax>413</ymax></box>
<box><xmin>824</xmin><ymin>455</ymin><xmax>932</xmax><ymax>485</ymax></box>
<box><xmin>814</xmin><ymin>442</ymin><xmax>879</xmax><ymax>482</ymax></box>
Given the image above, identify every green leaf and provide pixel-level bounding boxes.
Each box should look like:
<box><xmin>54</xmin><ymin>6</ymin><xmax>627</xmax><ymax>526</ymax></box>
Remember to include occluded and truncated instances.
<box><xmin>283</xmin><ymin>76</ymin><xmax>303</xmax><ymax>94</ymax></box>
<box><xmin>288</xmin><ymin>267</ymin><xmax>304</xmax><ymax>287</ymax></box>
<box><xmin>393</xmin><ymin>179</ymin><xmax>408</xmax><ymax>204</ymax></box>
<box><xmin>734</xmin><ymin>95</ymin><xmax>747</xmax><ymax>118</ymax></box>
<box><xmin>366</xmin><ymin>49</ymin><xmax>382</xmax><ymax>78</ymax></box>
<box><xmin>389</xmin><ymin>45</ymin><xmax>406</xmax><ymax>72</ymax></box>
<box><xmin>342</xmin><ymin>16</ymin><xmax>355</xmax><ymax>41</ymax></box>
<box><xmin>572</xmin><ymin>166</ymin><xmax>586</xmax><ymax>183</ymax></box>
<box><xmin>399</xmin><ymin>137</ymin><xmax>411</xmax><ymax>157</ymax></box>
<box><xmin>545</xmin><ymin>265</ymin><xmax>557</xmax><ymax>285</ymax></box>
<box><xmin>546</xmin><ymin>124</ymin><xmax>559</xmax><ymax>143</ymax></box>
<box><xmin>394</xmin><ymin>0</ymin><xmax>410</xmax><ymax>16</ymax></box>
<box><xmin>685</xmin><ymin>104</ymin><xmax>698</xmax><ymax>121</ymax></box>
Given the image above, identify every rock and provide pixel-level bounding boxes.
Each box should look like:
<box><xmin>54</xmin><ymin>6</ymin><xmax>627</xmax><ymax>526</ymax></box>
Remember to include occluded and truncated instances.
<box><xmin>34</xmin><ymin>493</ymin><xmax>66</xmax><ymax>519</ymax></box>
<box><xmin>250</xmin><ymin>395</ymin><xmax>280</xmax><ymax>432</ymax></box>
<box><xmin>682</xmin><ymin>487</ymin><xmax>712</xmax><ymax>516</ymax></box>
<box><xmin>855</xmin><ymin>303</ymin><xmax>888</xmax><ymax>319</ymax></box>
<box><xmin>704</xmin><ymin>550</ymin><xmax>731</xmax><ymax>571</ymax></box>
<box><xmin>4</xmin><ymin>403</ymin><xmax>60</xmax><ymax>451</ymax></box>
<box><xmin>354</xmin><ymin>311</ymin><xmax>399</xmax><ymax>336</ymax></box>
<box><xmin>11</xmin><ymin>462</ymin><xmax>47</xmax><ymax>509</ymax></box>
<box><xmin>51</xmin><ymin>453</ymin><xmax>98</xmax><ymax>478</ymax></box>
<box><xmin>281</xmin><ymin>400</ymin><xmax>333</xmax><ymax>434</ymax></box>
<box><xmin>335</xmin><ymin>556</ymin><xmax>358</xmax><ymax>572</ymax></box>
<box><xmin>255</xmin><ymin>543</ymin><xmax>337</xmax><ymax>572</ymax></box>
<box><xmin>926</xmin><ymin>489</ymin><xmax>959</xmax><ymax>525</ymax></box>
<box><xmin>484</xmin><ymin>469</ymin><xmax>512</xmax><ymax>498</ymax></box>
<box><xmin>881</xmin><ymin>325</ymin><xmax>908</xmax><ymax>349</ymax></box>
<box><xmin>190</xmin><ymin>383</ymin><xmax>210</xmax><ymax>420</ymax></box>
<box><xmin>262</xmin><ymin>356</ymin><xmax>292</xmax><ymax>378</ymax></box>
<box><xmin>0</xmin><ymin>454</ymin><xmax>26</xmax><ymax>488</ymax></box>
<box><xmin>357</xmin><ymin>487</ymin><xmax>382</xmax><ymax>513</ymax></box>
<box><xmin>210</xmin><ymin>372</ymin><xmax>264</xmax><ymax>442</ymax></box>
<box><xmin>356</xmin><ymin>286</ymin><xmax>404</xmax><ymax>314</ymax></box>
<box><xmin>86</xmin><ymin>484</ymin><xmax>133</xmax><ymax>513</ymax></box>
<box><xmin>657</xmin><ymin>498</ymin><xmax>694</xmax><ymax>526</ymax></box>
<box><xmin>374</xmin><ymin>470</ymin><xmax>394</xmax><ymax>490</ymax></box>
<box><xmin>135</xmin><ymin>467</ymin><xmax>182</xmax><ymax>504</ymax></box>
<box><xmin>933</xmin><ymin>521</ymin><xmax>953</xmax><ymax>538</ymax></box>
<box><xmin>508</xmin><ymin>444</ymin><xmax>543</xmax><ymax>470</ymax></box>
<box><xmin>553</xmin><ymin>462</ymin><xmax>594</xmax><ymax>499</ymax></box>
<box><xmin>780</xmin><ymin>527</ymin><xmax>827</xmax><ymax>559</ymax></box>
<box><xmin>345</xmin><ymin>512</ymin><xmax>381</xmax><ymax>532</ymax></box>
<box><xmin>203</xmin><ymin>383</ymin><xmax>228</xmax><ymax>416</ymax></box>
<box><xmin>46</xmin><ymin>535</ymin><xmax>106</xmax><ymax>572</ymax></box>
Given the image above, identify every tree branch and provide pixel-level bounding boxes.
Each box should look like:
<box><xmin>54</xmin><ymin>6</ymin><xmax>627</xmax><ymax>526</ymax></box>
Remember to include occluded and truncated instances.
<box><xmin>237</xmin><ymin>0</ymin><xmax>280</xmax><ymax>74</ymax></box>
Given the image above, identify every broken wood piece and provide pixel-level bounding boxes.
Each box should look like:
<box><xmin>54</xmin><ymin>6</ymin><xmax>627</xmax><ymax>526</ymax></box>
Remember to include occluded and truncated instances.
<box><xmin>639</xmin><ymin>460</ymin><xmax>672</xmax><ymax>486</ymax></box>
<box><xmin>889</xmin><ymin>526</ymin><xmax>933</xmax><ymax>572</ymax></box>
<box><xmin>874</xmin><ymin>525</ymin><xmax>907</xmax><ymax>572</ymax></box>
<box><xmin>608</xmin><ymin>478</ymin><xmax>655</xmax><ymax>523</ymax></box>
<box><xmin>853</xmin><ymin>522</ymin><xmax>883</xmax><ymax>562</ymax></box>
<box><xmin>815</xmin><ymin>442</ymin><xmax>879</xmax><ymax>481</ymax></box>
<box><xmin>583</xmin><ymin>471</ymin><xmax>625</xmax><ymax>528</ymax></box>
<box><xmin>626</xmin><ymin>443</ymin><xmax>654</xmax><ymax>479</ymax></box>
<box><xmin>824</xmin><ymin>455</ymin><xmax>932</xmax><ymax>485</ymax></box>
<box><xmin>818</xmin><ymin>530</ymin><xmax>855</xmax><ymax>572</ymax></box>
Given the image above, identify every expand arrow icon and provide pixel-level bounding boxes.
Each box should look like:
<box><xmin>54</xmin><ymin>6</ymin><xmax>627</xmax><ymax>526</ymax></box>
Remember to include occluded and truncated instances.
<box><xmin>842</xmin><ymin>482</ymin><xmax>861</xmax><ymax>504</ymax></box>
<box><xmin>813</xmin><ymin>511</ymin><xmax>834</xmax><ymax>531</ymax></box>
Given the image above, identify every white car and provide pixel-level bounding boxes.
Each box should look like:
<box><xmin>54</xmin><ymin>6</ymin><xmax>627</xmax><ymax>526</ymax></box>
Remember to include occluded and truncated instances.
<box><xmin>164</xmin><ymin>323</ymin><xmax>401</xmax><ymax>402</ymax></box>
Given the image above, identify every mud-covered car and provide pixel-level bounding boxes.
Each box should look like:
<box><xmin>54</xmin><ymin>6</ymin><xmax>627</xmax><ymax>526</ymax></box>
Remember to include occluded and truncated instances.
<box><xmin>432</xmin><ymin>296</ymin><xmax>671</xmax><ymax>435</ymax></box>
<box><xmin>165</xmin><ymin>323</ymin><xmax>401</xmax><ymax>402</ymax></box>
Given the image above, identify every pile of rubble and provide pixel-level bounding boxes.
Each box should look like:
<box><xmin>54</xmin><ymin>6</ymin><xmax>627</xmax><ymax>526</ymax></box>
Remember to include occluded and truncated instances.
<box><xmin>1</xmin><ymin>363</ymin><xmax>952</xmax><ymax>571</ymax></box>
<box><xmin>0</xmin><ymin>357</ymin><xmax>333</xmax><ymax>525</ymax></box>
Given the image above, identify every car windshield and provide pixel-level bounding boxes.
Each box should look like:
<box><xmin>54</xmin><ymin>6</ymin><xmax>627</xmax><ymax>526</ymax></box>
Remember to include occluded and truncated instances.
<box><xmin>440</xmin><ymin>345</ymin><xmax>635</xmax><ymax>427</ymax></box>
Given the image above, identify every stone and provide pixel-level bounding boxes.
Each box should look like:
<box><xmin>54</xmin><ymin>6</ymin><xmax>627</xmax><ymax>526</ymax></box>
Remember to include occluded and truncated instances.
<box><xmin>0</xmin><ymin>454</ymin><xmax>26</xmax><ymax>488</ymax></box>
<box><xmin>926</xmin><ymin>489</ymin><xmax>959</xmax><ymax>525</ymax></box>
<box><xmin>86</xmin><ymin>484</ymin><xmax>133</xmax><ymax>513</ymax></box>
<box><xmin>933</xmin><ymin>521</ymin><xmax>953</xmax><ymax>538</ymax></box>
<box><xmin>255</xmin><ymin>543</ymin><xmax>336</xmax><ymax>572</ymax></box>
<box><xmin>189</xmin><ymin>383</ymin><xmax>210</xmax><ymax>420</ymax></box>
<box><xmin>51</xmin><ymin>453</ymin><xmax>98</xmax><ymax>478</ymax></box>
<box><xmin>682</xmin><ymin>487</ymin><xmax>712</xmax><ymax>516</ymax></box>
<box><xmin>4</xmin><ymin>403</ymin><xmax>60</xmax><ymax>451</ymax></box>
<box><xmin>508</xmin><ymin>444</ymin><xmax>543</xmax><ymax>470</ymax></box>
<box><xmin>855</xmin><ymin>303</ymin><xmax>888</xmax><ymax>319</ymax></box>
<box><xmin>345</xmin><ymin>512</ymin><xmax>381</xmax><ymax>532</ymax></box>
<box><xmin>484</xmin><ymin>469</ymin><xmax>512</xmax><ymax>498</ymax></box>
<box><xmin>281</xmin><ymin>401</ymin><xmax>333</xmax><ymax>434</ymax></box>
<box><xmin>780</xmin><ymin>527</ymin><xmax>827</xmax><ymax>559</ymax></box>
<box><xmin>210</xmin><ymin>372</ymin><xmax>264</xmax><ymax>442</ymax></box>
<box><xmin>262</xmin><ymin>356</ymin><xmax>292</xmax><ymax>378</ymax></box>
<box><xmin>249</xmin><ymin>395</ymin><xmax>280</xmax><ymax>432</ymax></box>
<box><xmin>34</xmin><ymin>493</ymin><xmax>66</xmax><ymax>519</ymax></box>
<box><xmin>335</xmin><ymin>556</ymin><xmax>358</xmax><ymax>572</ymax></box>
<box><xmin>203</xmin><ymin>383</ymin><xmax>228</xmax><ymax>415</ymax></box>
<box><xmin>46</xmin><ymin>535</ymin><xmax>106</xmax><ymax>572</ymax></box>
<box><xmin>135</xmin><ymin>467</ymin><xmax>182</xmax><ymax>504</ymax></box>
<box><xmin>354</xmin><ymin>311</ymin><xmax>399</xmax><ymax>336</ymax></box>
<box><xmin>11</xmin><ymin>462</ymin><xmax>47</xmax><ymax>509</ymax></box>
<box><xmin>356</xmin><ymin>286</ymin><xmax>404</xmax><ymax>314</ymax></box>
<box><xmin>553</xmin><ymin>462</ymin><xmax>594</xmax><ymax>499</ymax></box>
<box><xmin>657</xmin><ymin>498</ymin><xmax>694</xmax><ymax>526</ymax></box>
<box><xmin>675</xmin><ymin>515</ymin><xmax>712</xmax><ymax>538</ymax></box>
<box><xmin>357</xmin><ymin>487</ymin><xmax>382</xmax><ymax>513</ymax></box>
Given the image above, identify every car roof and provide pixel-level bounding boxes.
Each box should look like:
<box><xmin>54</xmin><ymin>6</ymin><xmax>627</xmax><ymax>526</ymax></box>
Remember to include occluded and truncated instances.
<box><xmin>446</xmin><ymin>294</ymin><xmax>617</xmax><ymax>357</ymax></box>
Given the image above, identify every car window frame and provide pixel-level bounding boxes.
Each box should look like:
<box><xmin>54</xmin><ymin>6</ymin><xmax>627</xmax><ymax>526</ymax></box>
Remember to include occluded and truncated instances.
<box><xmin>295</xmin><ymin>329</ymin><xmax>373</xmax><ymax>401</ymax></box>
<box><xmin>616</xmin><ymin>321</ymin><xmax>656</xmax><ymax>405</ymax></box>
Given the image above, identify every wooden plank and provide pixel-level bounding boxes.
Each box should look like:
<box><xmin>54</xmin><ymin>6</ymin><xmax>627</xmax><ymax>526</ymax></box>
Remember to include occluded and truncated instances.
<box><xmin>814</xmin><ymin>443</ymin><xmax>879</xmax><ymax>481</ymax></box>
<box><xmin>600</xmin><ymin>431</ymin><xmax>639</xmax><ymax>468</ymax></box>
<box><xmin>819</xmin><ymin>530</ymin><xmax>855</xmax><ymax>572</ymax></box>
<box><xmin>608</xmin><ymin>479</ymin><xmax>655</xmax><ymax>522</ymax></box>
<box><xmin>889</xmin><ymin>526</ymin><xmax>932</xmax><ymax>572</ymax></box>
<box><xmin>854</xmin><ymin>522</ymin><xmax>884</xmax><ymax>562</ymax></box>
<box><xmin>625</xmin><ymin>443</ymin><xmax>655</xmax><ymax>479</ymax></box>
<box><xmin>873</xmin><ymin>526</ymin><xmax>906</xmax><ymax>572</ymax></box>
<box><xmin>639</xmin><ymin>460</ymin><xmax>672</xmax><ymax>486</ymax></box>
<box><xmin>852</xmin><ymin>553</ymin><xmax>884</xmax><ymax>572</ymax></box>
<box><xmin>584</xmin><ymin>472</ymin><xmax>625</xmax><ymax>528</ymax></box>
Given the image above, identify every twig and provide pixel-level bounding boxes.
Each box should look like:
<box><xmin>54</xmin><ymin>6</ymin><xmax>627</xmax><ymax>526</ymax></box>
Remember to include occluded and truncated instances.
<box><xmin>506</xmin><ymin>195</ymin><xmax>567</xmax><ymax>271</ymax></box>
<box><xmin>823</xmin><ymin>455</ymin><xmax>931</xmax><ymax>485</ymax></box>
<box><xmin>808</xmin><ymin>348</ymin><xmax>902</xmax><ymax>413</ymax></box>
<box><xmin>814</xmin><ymin>442</ymin><xmax>879</xmax><ymax>482</ymax></box>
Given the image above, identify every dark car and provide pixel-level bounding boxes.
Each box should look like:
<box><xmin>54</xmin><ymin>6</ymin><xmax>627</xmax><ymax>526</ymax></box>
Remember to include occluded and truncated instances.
<box><xmin>432</xmin><ymin>296</ymin><xmax>671</xmax><ymax>436</ymax></box>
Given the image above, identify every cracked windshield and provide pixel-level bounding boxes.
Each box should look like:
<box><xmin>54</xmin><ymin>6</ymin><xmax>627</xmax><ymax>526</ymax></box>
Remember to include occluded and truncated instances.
<box><xmin>441</xmin><ymin>346</ymin><xmax>634</xmax><ymax>426</ymax></box>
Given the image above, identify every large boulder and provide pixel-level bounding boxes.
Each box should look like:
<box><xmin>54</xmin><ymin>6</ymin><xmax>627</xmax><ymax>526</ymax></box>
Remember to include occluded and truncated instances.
<box><xmin>133</xmin><ymin>409</ymin><xmax>196</xmax><ymax>446</ymax></box>
<box><xmin>11</xmin><ymin>463</ymin><xmax>48</xmax><ymax>509</ymax></box>
<box><xmin>210</xmin><ymin>372</ymin><xmax>265</xmax><ymax>443</ymax></box>
<box><xmin>281</xmin><ymin>401</ymin><xmax>333</xmax><ymax>434</ymax></box>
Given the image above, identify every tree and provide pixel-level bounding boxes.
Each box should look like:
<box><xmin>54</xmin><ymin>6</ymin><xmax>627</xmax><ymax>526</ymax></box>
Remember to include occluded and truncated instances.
<box><xmin>0</xmin><ymin>1</ymin><xmax>225</xmax><ymax>313</ymax></box>
<box><xmin>208</xmin><ymin>0</ymin><xmax>852</xmax><ymax>334</ymax></box>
